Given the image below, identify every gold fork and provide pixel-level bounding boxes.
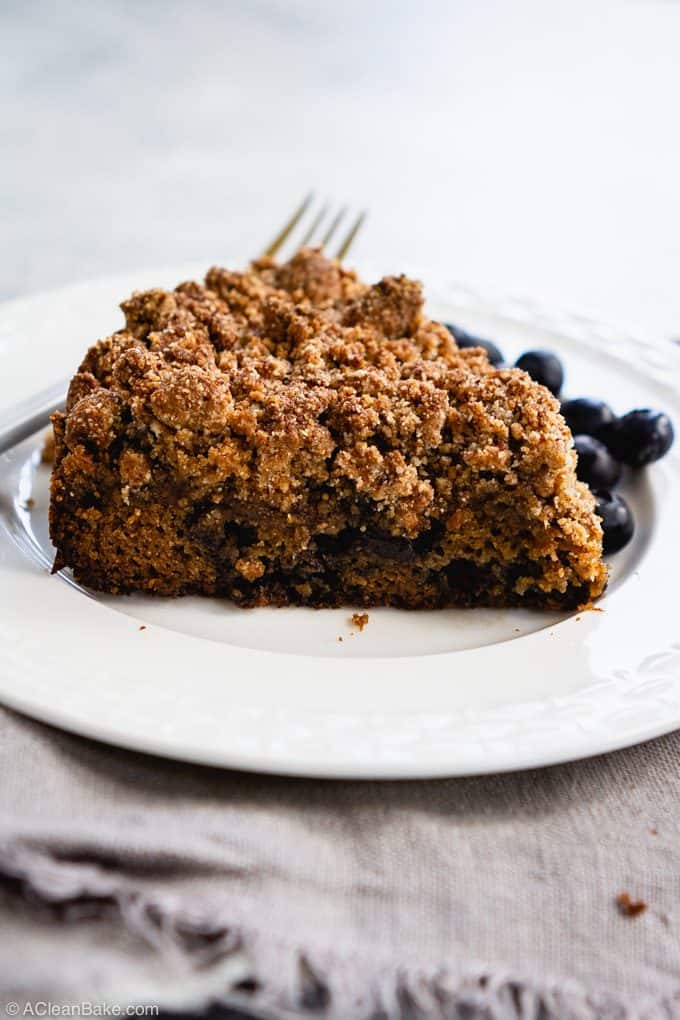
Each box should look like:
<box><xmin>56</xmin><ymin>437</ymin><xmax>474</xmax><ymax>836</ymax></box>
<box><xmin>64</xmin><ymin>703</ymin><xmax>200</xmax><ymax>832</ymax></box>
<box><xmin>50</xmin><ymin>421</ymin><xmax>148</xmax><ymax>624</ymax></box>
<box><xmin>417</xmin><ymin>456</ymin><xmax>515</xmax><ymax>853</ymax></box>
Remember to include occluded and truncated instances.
<box><xmin>261</xmin><ymin>193</ymin><xmax>367</xmax><ymax>262</ymax></box>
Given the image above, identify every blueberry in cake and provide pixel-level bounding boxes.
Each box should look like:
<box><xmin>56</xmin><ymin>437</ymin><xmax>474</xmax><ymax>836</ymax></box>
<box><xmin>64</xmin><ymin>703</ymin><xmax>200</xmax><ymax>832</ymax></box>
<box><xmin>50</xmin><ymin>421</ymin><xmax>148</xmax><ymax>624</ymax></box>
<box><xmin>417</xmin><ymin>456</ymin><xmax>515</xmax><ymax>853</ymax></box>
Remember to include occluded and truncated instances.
<box><xmin>49</xmin><ymin>248</ymin><xmax>607</xmax><ymax>609</ymax></box>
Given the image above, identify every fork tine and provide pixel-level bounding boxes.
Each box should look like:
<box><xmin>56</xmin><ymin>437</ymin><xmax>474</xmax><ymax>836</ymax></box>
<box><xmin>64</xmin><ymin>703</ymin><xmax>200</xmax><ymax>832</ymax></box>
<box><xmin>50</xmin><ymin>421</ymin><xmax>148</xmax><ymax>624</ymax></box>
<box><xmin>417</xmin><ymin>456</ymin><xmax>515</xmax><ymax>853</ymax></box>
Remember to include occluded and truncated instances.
<box><xmin>261</xmin><ymin>192</ymin><xmax>314</xmax><ymax>258</ymax></box>
<box><xmin>321</xmin><ymin>206</ymin><xmax>347</xmax><ymax>248</ymax></box>
<box><xmin>300</xmin><ymin>203</ymin><xmax>329</xmax><ymax>246</ymax></box>
<box><xmin>335</xmin><ymin>210</ymin><xmax>366</xmax><ymax>261</ymax></box>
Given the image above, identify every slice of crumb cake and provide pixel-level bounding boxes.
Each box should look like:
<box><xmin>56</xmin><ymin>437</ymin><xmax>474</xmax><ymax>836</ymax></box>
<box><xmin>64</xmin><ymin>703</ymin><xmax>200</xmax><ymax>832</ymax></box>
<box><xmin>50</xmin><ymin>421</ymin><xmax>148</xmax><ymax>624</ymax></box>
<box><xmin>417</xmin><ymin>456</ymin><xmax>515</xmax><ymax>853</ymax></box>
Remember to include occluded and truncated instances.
<box><xmin>49</xmin><ymin>248</ymin><xmax>607</xmax><ymax>609</ymax></box>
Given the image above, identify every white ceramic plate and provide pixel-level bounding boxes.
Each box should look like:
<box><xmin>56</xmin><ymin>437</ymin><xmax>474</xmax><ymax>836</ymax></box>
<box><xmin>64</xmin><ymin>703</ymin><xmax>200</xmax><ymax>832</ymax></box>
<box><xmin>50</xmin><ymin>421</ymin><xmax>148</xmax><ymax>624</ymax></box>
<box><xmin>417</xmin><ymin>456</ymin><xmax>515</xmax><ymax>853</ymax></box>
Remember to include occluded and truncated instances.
<box><xmin>1</xmin><ymin>264</ymin><xmax>679</xmax><ymax>778</ymax></box>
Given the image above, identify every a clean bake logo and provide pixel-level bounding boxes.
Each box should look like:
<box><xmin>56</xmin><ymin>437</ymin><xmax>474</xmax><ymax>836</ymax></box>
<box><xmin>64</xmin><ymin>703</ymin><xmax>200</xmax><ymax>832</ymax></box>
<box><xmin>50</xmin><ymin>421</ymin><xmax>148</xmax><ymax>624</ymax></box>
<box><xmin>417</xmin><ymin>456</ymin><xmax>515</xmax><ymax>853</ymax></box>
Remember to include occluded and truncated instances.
<box><xmin>3</xmin><ymin>1006</ymin><xmax>158</xmax><ymax>1017</ymax></box>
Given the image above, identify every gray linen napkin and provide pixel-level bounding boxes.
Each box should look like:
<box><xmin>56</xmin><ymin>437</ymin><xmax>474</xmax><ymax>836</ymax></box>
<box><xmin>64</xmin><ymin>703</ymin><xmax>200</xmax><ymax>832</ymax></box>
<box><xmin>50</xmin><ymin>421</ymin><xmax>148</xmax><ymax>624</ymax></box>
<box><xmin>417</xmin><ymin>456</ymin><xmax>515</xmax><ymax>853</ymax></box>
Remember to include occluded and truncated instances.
<box><xmin>1</xmin><ymin>704</ymin><xmax>679</xmax><ymax>1019</ymax></box>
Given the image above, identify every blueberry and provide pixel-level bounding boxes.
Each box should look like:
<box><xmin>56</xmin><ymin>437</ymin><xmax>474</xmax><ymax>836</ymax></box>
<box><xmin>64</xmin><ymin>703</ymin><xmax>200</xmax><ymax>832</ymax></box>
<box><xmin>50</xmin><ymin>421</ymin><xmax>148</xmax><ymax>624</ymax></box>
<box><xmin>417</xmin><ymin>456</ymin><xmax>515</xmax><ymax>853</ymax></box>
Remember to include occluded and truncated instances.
<box><xmin>594</xmin><ymin>490</ymin><xmax>635</xmax><ymax>554</ymax></box>
<box><xmin>598</xmin><ymin>409</ymin><xmax>674</xmax><ymax>468</ymax></box>
<box><xmin>573</xmin><ymin>435</ymin><xmax>622</xmax><ymax>489</ymax></box>
<box><xmin>515</xmin><ymin>349</ymin><xmax>564</xmax><ymax>396</ymax></box>
<box><xmin>561</xmin><ymin>397</ymin><xmax>615</xmax><ymax>437</ymax></box>
<box><xmin>444</xmin><ymin>323</ymin><xmax>504</xmax><ymax>366</ymax></box>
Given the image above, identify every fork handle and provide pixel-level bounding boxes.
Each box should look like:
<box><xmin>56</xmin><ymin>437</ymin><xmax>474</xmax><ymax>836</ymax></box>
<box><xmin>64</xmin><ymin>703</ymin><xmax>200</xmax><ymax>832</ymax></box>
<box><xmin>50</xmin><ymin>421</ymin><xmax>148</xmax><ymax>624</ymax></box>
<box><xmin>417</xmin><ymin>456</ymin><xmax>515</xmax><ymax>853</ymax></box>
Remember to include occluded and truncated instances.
<box><xmin>0</xmin><ymin>378</ymin><xmax>69</xmax><ymax>456</ymax></box>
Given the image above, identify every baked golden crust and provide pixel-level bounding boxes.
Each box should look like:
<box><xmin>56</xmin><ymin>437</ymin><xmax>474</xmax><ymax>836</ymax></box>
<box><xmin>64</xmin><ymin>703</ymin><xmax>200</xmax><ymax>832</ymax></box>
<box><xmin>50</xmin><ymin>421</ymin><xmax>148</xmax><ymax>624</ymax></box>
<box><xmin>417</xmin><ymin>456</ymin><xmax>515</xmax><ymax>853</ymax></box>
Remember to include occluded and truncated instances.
<box><xmin>49</xmin><ymin>249</ymin><xmax>607</xmax><ymax>609</ymax></box>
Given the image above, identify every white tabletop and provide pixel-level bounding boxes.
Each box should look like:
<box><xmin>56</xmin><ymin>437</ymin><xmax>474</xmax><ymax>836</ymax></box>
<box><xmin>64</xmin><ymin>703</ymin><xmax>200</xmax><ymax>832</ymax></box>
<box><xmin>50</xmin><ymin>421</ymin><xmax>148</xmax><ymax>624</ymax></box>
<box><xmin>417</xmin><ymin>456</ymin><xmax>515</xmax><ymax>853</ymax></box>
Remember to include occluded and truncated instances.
<box><xmin>3</xmin><ymin>0</ymin><xmax>679</xmax><ymax>339</ymax></box>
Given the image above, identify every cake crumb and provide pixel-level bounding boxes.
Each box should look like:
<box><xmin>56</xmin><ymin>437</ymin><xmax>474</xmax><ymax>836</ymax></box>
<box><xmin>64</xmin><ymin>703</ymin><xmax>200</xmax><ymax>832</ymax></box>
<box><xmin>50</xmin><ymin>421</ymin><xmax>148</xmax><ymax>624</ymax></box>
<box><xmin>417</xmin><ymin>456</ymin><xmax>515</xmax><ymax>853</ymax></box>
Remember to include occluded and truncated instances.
<box><xmin>337</xmin><ymin>636</ymin><xmax>343</xmax><ymax>642</ymax></box>
<box><xmin>616</xmin><ymin>892</ymin><xmax>647</xmax><ymax>918</ymax></box>
<box><xmin>41</xmin><ymin>429</ymin><xmax>56</xmax><ymax>465</ymax></box>
<box><xmin>23</xmin><ymin>498</ymin><xmax>35</xmax><ymax>510</ymax></box>
<box><xmin>139</xmin><ymin>625</ymin><xmax>147</xmax><ymax>631</ymax></box>
<box><xmin>649</xmin><ymin>826</ymin><xmax>658</xmax><ymax>836</ymax></box>
<box><xmin>351</xmin><ymin>612</ymin><xmax>369</xmax><ymax>632</ymax></box>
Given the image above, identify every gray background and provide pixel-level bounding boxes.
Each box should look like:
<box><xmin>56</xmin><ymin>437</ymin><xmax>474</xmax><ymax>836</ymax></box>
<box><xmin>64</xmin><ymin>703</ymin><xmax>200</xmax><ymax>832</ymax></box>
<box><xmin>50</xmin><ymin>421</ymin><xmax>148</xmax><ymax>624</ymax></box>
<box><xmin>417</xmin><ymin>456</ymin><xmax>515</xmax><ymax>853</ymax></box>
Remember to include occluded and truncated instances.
<box><xmin>2</xmin><ymin>0</ymin><xmax>680</xmax><ymax>338</ymax></box>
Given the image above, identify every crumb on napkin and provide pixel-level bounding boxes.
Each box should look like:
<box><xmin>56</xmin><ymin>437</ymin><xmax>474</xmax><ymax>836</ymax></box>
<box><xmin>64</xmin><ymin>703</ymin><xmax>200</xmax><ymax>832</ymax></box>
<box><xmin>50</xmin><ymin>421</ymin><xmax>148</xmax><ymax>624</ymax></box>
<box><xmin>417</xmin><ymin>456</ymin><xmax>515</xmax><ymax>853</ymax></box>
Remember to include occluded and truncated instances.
<box><xmin>616</xmin><ymin>892</ymin><xmax>647</xmax><ymax>918</ymax></box>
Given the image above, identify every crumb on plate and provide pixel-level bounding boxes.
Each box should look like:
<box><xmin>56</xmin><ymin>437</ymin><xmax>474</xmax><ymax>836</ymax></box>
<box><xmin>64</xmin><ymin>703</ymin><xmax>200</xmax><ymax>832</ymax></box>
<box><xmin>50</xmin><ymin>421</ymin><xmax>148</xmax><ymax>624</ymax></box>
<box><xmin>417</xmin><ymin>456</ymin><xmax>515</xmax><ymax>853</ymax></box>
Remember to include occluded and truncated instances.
<box><xmin>41</xmin><ymin>428</ymin><xmax>56</xmax><ymax>465</ymax></box>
